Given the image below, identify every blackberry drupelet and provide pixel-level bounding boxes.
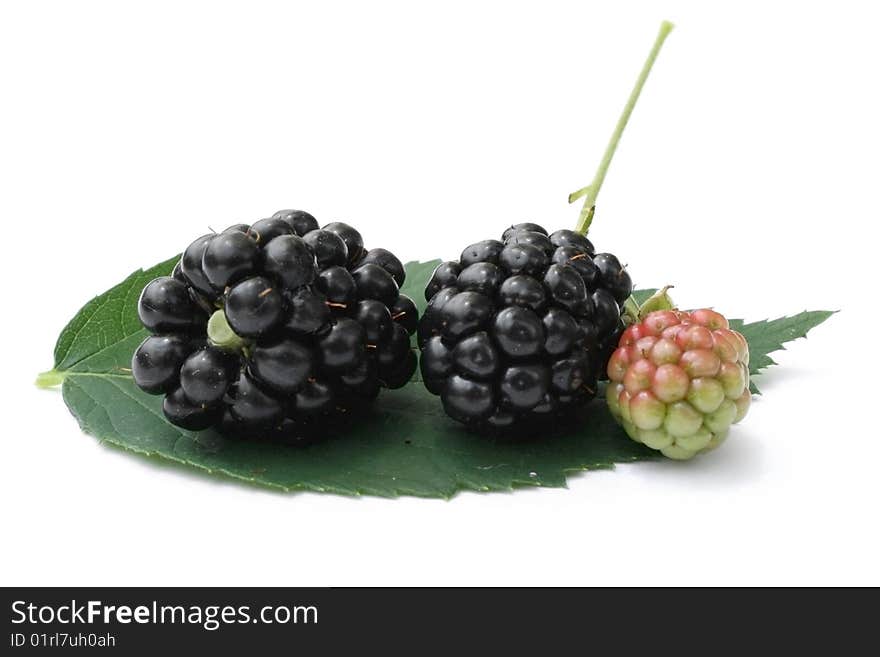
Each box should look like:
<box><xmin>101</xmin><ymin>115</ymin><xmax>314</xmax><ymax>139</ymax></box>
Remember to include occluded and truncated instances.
<box><xmin>132</xmin><ymin>210</ymin><xmax>419</xmax><ymax>438</ymax></box>
<box><xmin>418</xmin><ymin>222</ymin><xmax>632</xmax><ymax>429</ymax></box>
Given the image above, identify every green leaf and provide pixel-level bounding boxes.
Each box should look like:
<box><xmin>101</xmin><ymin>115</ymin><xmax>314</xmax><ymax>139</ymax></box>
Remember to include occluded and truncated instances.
<box><xmin>60</xmin><ymin>375</ymin><xmax>652</xmax><ymax>497</ymax></box>
<box><xmin>398</xmin><ymin>259</ymin><xmax>441</xmax><ymax>317</ymax></box>
<box><xmin>629</xmin><ymin>288</ymin><xmax>658</xmax><ymax>306</ymax></box>
<box><xmin>38</xmin><ymin>259</ymin><xmax>832</xmax><ymax>498</ymax></box>
<box><xmin>47</xmin><ymin>255</ymin><xmax>181</xmax><ymax>376</ymax></box>
<box><xmin>732</xmin><ymin>311</ymin><xmax>835</xmax><ymax>393</ymax></box>
<box><xmin>621</xmin><ymin>291</ymin><xmax>833</xmax><ymax>393</ymax></box>
<box><xmin>398</xmin><ymin>258</ymin><xmax>441</xmax><ymax>360</ymax></box>
<box><xmin>731</xmin><ymin>312</ymin><xmax>835</xmax><ymax>375</ymax></box>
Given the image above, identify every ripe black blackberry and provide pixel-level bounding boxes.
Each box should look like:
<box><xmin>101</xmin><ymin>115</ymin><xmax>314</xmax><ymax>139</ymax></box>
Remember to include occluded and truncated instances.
<box><xmin>418</xmin><ymin>223</ymin><xmax>631</xmax><ymax>429</ymax></box>
<box><xmin>132</xmin><ymin>209</ymin><xmax>418</xmax><ymax>437</ymax></box>
<box><xmin>417</xmin><ymin>19</ymin><xmax>679</xmax><ymax>430</ymax></box>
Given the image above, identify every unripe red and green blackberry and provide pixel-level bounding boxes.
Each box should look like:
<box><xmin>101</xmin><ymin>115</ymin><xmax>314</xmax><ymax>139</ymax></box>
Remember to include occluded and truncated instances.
<box><xmin>418</xmin><ymin>221</ymin><xmax>632</xmax><ymax>429</ymax></box>
<box><xmin>606</xmin><ymin>297</ymin><xmax>751</xmax><ymax>459</ymax></box>
<box><xmin>132</xmin><ymin>210</ymin><xmax>419</xmax><ymax>438</ymax></box>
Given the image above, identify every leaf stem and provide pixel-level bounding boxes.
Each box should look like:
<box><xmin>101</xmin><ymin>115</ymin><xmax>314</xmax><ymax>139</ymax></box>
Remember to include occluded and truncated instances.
<box><xmin>35</xmin><ymin>369</ymin><xmax>66</xmax><ymax>388</ymax></box>
<box><xmin>574</xmin><ymin>20</ymin><xmax>674</xmax><ymax>235</ymax></box>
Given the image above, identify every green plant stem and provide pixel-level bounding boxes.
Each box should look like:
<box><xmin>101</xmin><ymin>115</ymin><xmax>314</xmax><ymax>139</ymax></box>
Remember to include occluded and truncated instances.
<box><xmin>574</xmin><ymin>20</ymin><xmax>674</xmax><ymax>235</ymax></box>
<box><xmin>567</xmin><ymin>185</ymin><xmax>591</xmax><ymax>204</ymax></box>
<box><xmin>35</xmin><ymin>370</ymin><xmax>66</xmax><ymax>388</ymax></box>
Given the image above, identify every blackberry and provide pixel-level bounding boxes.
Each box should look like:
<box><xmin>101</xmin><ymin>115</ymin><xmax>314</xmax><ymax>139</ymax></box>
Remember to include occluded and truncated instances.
<box><xmin>133</xmin><ymin>211</ymin><xmax>418</xmax><ymax>438</ymax></box>
<box><xmin>418</xmin><ymin>222</ymin><xmax>632</xmax><ymax>430</ymax></box>
<box><xmin>606</xmin><ymin>304</ymin><xmax>751</xmax><ymax>459</ymax></box>
<box><xmin>424</xmin><ymin>18</ymin><xmax>674</xmax><ymax>432</ymax></box>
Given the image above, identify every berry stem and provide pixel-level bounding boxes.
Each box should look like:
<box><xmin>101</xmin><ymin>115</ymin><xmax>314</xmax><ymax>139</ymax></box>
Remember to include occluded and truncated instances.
<box><xmin>574</xmin><ymin>20</ymin><xmax>674</xmax><ymax>235</ymax></box>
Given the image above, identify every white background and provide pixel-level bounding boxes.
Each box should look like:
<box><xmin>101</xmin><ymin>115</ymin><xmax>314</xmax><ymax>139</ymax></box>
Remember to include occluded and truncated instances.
<box><xmin>1</xmin><ymin>0</ymin><xmax>877</xmax><ymax>586</ymax></box>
